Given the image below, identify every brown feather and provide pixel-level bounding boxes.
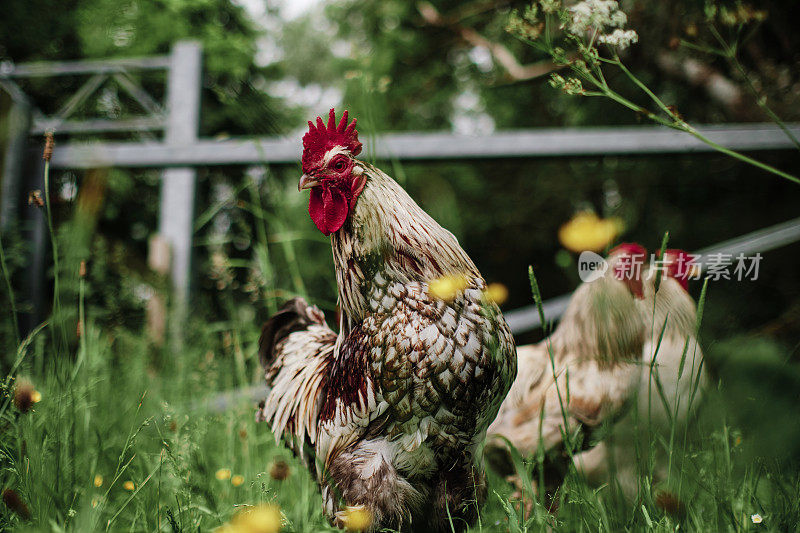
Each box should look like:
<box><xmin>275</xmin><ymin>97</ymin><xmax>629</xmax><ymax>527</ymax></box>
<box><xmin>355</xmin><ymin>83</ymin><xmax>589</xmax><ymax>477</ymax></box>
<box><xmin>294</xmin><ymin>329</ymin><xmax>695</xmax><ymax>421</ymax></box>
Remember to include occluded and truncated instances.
<box><xmin>258</xmin><ymin>297</ymin><xmax>326</xmax><ymax>370</ymax></box>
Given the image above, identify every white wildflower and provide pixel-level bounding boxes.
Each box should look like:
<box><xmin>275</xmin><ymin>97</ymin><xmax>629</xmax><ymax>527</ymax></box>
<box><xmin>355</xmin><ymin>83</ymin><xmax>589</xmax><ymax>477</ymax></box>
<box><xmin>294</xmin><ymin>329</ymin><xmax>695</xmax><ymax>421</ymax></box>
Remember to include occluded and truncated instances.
<box><xmin>568</xmin><ymin>0</ymin><xmax>626</xmax><ymax>34</ymax></box>
<box><xmin>751</xmin><ymin>514</ymin><xmax>763</xmax><ymax>524</ymax></box>
<box><xmin>597</xmin><ymin>28</ymin><xmax>639</xmax><ymax>49</ymax></box>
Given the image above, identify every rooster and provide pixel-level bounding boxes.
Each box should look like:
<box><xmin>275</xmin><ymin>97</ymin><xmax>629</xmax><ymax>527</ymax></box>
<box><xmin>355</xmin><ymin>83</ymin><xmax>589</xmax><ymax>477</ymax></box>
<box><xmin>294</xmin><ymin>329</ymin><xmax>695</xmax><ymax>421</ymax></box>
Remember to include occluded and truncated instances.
<box><xmin>486</xmin><ymin>244</ymin><xmax>647</xmax><ymax>477</ymax></box>
<box><xmin>256</xmin><ymin>110</ymin><xmax>516</xmax><ymax>531</ymax></box>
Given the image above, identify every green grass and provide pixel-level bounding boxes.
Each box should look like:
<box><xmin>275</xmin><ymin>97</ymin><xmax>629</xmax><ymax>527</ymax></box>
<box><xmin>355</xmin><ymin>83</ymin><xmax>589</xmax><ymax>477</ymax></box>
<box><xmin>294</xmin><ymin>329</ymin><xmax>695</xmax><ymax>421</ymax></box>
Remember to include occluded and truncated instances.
<box><xmin>2</xmin><ymin>308</ymin><xmax>800</xmax><ymax>532</ymax></box>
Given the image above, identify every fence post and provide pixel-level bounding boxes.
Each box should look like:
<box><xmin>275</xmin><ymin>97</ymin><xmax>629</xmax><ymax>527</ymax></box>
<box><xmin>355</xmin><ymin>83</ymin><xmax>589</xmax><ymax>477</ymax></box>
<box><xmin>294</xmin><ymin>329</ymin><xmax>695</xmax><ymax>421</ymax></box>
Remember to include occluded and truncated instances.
<box><xmin>158</xmin><ymin>40</ymin><xmax>201</xmax><ymax>307</ymax></box>
<box><xmin>1</xmin><ymin>100</ymin><xmax>32</xmax><ymax>232</ymax></box>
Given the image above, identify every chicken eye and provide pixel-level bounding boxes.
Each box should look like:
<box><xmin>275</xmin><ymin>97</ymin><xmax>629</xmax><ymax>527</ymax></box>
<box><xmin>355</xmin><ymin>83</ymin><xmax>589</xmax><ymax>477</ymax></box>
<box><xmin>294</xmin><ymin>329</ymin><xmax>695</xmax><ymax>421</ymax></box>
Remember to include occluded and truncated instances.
<box><xmin>333</xmin><ymin>159</ymin><xmax>346</xmax><ymax>171</ymax></box>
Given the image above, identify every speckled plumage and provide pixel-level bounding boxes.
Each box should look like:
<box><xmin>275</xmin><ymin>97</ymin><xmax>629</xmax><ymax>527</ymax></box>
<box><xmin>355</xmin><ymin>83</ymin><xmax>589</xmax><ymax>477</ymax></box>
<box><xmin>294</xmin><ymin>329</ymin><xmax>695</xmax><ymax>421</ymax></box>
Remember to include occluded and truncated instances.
<box><xmin>258</xmin><ymin>146</ymin><xmax>516</xmax><ymax>531</ymax></box>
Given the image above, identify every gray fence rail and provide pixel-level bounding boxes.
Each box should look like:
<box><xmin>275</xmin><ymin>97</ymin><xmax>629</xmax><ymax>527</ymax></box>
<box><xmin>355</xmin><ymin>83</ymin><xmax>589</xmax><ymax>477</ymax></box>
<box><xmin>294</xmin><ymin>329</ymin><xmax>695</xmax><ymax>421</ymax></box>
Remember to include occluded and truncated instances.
<box><xmin>48</xmin><ymin>122</ymin><xmax>800</xmax><ymax>169</ymax></box>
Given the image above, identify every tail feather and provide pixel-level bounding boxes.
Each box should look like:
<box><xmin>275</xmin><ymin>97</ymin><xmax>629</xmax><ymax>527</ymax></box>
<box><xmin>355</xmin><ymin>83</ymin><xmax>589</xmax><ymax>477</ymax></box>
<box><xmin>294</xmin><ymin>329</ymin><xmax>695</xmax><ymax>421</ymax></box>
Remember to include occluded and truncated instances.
<box><xmin>259</xmin><ymin>297</ymin><xmax>329</xmax><ymax>370</ymax></box>
<box><xmin>257</xmin><ymin>297</ymin><xmax>337</xmax><ymax>469</ymax></box>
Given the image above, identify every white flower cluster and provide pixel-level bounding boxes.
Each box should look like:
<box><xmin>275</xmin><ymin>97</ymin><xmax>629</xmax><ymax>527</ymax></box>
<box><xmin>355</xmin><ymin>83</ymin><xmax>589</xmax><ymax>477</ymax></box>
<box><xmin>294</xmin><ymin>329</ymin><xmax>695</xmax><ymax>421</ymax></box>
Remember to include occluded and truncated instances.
<box><xmin>568</xmin><ymin>0</ymin><xmax>626</xmax><ymax>33</ymax></box>
<box><xmin>567</xmin><ymin>0</ymin><xmax>639</xmax><ymax>49</ymax></box>
<box><xmin>597</xmin><ymin>28</ymin><xmax>639</xmax><ymax>48</ymax></box>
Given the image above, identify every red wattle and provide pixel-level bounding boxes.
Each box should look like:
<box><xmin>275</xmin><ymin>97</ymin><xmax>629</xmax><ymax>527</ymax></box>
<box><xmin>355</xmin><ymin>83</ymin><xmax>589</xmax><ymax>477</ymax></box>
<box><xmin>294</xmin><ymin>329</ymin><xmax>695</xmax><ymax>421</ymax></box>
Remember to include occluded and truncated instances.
<box><xmin>309</xmin><ymin>186</ymin><xmax>349</xmax><ymax>235</ymax></box>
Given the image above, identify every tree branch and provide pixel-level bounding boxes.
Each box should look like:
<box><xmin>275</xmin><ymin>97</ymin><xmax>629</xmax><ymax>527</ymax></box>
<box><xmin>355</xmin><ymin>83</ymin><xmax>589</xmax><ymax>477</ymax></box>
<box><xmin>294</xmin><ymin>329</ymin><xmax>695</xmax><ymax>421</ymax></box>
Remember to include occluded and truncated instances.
<box><xmin>656</xmin><ymin>51</ymin><xmax>744</xmax><ymax>113</ymax></box>
<box><xmin>417</xmin><ymin>1</ymin><xmax>564</xmax><ymax>82</ymax></box>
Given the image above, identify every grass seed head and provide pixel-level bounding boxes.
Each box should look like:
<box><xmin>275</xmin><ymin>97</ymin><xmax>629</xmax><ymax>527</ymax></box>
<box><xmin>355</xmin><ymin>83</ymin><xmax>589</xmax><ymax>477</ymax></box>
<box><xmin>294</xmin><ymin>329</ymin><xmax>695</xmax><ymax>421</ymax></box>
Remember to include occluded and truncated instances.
<box><xmin>2</xmin><ymin>489</ymin><xmax>32</xmax><ymax>520</ymax></box>
<box><xmin>28</xmin><ymin>190</ymin><xmax>44</xmax><ymax>208</ymax></box>
<box><xmin>655</xmin><ymin>490</ymin><xmax>685</xmax><ymax>518</ymax></box>
<box><xmin>43</xmin><ymin>132</ymin><xmax>55</xmax><ymax>161</ymax></box>
<box><xmin>269</xmin><ymin>460</ymin><xmax>290</xmax><ymax>481</ymax></box>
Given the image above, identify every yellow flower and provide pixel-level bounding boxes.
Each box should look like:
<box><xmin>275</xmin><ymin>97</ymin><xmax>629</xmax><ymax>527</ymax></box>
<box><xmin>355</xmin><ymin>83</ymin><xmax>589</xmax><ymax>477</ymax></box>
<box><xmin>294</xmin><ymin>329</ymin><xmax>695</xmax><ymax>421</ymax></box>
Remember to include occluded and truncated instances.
<box><xmin>93</xmin><ymin>475</ymin><xmax>103</xmax><ymax>487</ymax></box>
<box><xmin>484</xmin><ymin>283</ymin><xmax>509</xmax><ymax>306</ymax></box>
<box><xmin>558</xmin><ymin>211</ymin><xmax>624</xmax><ymax>253</ymax></box>
<box><xmin>339</xmin><ymin>506</ymin><xmax>372</xmax><ymax>532</ymax></box>
<box><xmin>428</xmin><ymin>274</ymin><xmax>469</xmax><ymax>302</ymax></box>
<box><xmin>123</xmin><ymin>481</ymin><xmax>135</xmax><ymax>491</ymax></box>
<box><xmin>216</xmin><ymin>468</ymin><xmax>232</xmax><ymax>481</ymax></box>
<box><xmin>231</xmin><ymin>475</ymin><xmax>245</xmax><ymax>487</ymax></box>
<box><xmin>31</xmin><ymin>390</ymin><xmax>42</xmax><ymax>403</ymax></box>
<box><xmin>231</xmin><ymin>504</ymin><xmax>282</xmax><ymax>533</ymax></box>
<box><xmin>751</xmin><ymin>513</ymin><xmax>763</xmax><ymax>524</ymax></box>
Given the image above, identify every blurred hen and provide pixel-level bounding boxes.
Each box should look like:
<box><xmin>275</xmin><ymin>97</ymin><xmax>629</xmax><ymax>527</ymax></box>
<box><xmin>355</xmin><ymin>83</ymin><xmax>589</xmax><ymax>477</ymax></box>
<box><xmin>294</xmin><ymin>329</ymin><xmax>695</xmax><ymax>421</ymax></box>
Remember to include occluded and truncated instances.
<box><xmin>486</xmin><ymin>244</ymin><xmax>648</xmax><ymax>480</ymax></box>
<box><xmin>575</xmin><ymin>248</ymin><xmax>708</xmax><ymax>494</ymax></box>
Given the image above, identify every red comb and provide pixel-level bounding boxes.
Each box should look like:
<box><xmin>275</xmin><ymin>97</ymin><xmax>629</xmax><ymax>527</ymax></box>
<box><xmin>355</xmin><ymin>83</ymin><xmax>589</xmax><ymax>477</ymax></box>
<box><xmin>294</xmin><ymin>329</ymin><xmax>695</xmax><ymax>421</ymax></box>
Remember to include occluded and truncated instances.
<box><xmin>658</xmin><ymin>248</ymin><xmax>694</xmax><ymax>289</ymax></box>
<box><xmin>609</xmin><ymin>242</ymin><xmax>647</xmax><ymax>258</ymax></box>
<box><xmin>609</xmin><ymin>243</ymin><xmax>647</xmax><ymax>299</ymax></box>
<box><xmin>302</xmin><ymin>109</ymin><xmax>362</xmax><ymax>173</ymax></box>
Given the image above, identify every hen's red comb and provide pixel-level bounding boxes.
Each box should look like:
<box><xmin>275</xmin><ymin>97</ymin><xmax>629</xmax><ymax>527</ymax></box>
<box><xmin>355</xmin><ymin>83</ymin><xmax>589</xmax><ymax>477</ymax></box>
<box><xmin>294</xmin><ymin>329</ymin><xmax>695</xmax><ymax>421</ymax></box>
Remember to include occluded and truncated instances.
<box><xmin>302</xmin><ymin>109</ymin><xmax>362</xmax><ymax>173</ymax></box>
<box><xmin>658</xmin><ymin>248</ymin><xmax>694</xmax><ymax>288</ymax></box>
<box><xmin>609</xmin><ymin>242</ymin><xmax>647</xmax><ymax>299</ymax></box>
<box><xmin>609</xmin><ymin>242</ymin><xmax>647</xmax><ymax>258</ymax></box>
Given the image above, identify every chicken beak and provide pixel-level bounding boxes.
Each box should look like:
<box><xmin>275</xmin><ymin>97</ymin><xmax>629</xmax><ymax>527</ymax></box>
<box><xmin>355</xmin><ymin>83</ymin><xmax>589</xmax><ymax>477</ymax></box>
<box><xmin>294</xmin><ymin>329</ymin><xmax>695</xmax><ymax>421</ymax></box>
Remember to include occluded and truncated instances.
<box><xmin>298</xmin><ymin>174</ymin><xmax>319</xmax><ymax>191</ymax></box>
